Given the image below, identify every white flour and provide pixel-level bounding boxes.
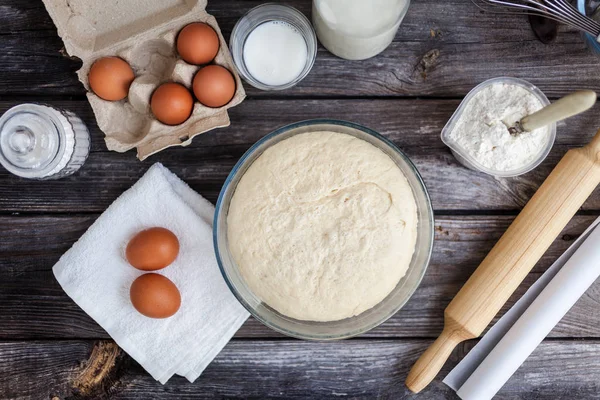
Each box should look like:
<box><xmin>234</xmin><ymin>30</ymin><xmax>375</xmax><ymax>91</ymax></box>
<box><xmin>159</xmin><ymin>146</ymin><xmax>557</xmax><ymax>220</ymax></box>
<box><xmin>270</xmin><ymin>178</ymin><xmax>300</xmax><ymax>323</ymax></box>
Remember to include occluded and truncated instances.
<box><xmin>448</xmin><ymin>83</ymin><xmax>551</xmax><ymax>172</ymax></box>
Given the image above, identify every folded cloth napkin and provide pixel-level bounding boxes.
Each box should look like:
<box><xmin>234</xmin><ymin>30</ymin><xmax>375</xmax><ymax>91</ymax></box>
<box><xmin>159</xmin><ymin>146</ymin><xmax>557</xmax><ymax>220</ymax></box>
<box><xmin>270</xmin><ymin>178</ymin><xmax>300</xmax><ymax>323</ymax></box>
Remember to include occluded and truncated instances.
<box><xmin>53</xmin><ymin>163</ymin><xmax>249</xmax><ymax>383</ymax></box>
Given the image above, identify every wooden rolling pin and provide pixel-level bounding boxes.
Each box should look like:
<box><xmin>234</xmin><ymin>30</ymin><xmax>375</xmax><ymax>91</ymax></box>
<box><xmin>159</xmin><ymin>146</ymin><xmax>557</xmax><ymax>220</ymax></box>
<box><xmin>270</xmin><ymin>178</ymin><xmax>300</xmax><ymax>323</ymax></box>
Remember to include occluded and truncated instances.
<box><xmin>406</xmin><ymin>128</ymin><xmax>600</xmax><ymax>393</ymax></box>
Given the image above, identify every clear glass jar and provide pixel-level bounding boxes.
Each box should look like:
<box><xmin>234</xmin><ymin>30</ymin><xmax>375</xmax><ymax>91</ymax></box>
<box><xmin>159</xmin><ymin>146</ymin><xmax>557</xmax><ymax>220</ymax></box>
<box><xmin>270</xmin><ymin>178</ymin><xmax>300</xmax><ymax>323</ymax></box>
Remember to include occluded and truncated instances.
<box><xmin>0</xmin><ymin>104</ymin><xmax>90</xmax><ymax>180</ymax></box>
<box><xmin>312</xmin><ymin>0</ymin><xmax>410</xmax><ymax>60</ymax></box>
<box><xmin>441</xmin><ymin>77</ymin><xmax>556</xmax><ymax>178</ymax></box>
<box><xmin>230</xmin><ymin>4</ymin><xmax>317</xmax><ymax>91</ymax></box>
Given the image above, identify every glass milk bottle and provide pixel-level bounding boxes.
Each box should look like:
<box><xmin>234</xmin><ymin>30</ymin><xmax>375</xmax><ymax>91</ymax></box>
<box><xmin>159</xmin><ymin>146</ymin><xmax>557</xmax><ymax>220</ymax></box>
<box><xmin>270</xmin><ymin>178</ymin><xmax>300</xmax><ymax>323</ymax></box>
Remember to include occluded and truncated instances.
<box><xmin>0</xmin><ymin>104</ymin><xmax>90</xmax><ymax>180</ymax></box>
<box><xmin>312</xmin><ymin>0</ymin><xmax>410</xmax><ymax>60</ymax></box>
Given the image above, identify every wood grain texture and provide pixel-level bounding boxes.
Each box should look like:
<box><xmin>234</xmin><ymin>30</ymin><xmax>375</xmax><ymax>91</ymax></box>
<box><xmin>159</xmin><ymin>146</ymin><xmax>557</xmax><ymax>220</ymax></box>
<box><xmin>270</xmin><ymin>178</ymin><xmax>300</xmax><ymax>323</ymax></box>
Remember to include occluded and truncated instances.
<box><xmin>1</xmin><ymin>98</ymin><xmax>600</xmax><ymax>213</ymax></box>
<box><xmin>0</xmin><ymin>1</ymin><xmax>599</xmax><ymax>97</ymax></box>
<box><xmin>0</xmin><ymin>147</ymin><xmax>582</xmax><ymax>212</ymax></box>
<box><xmin>1</xmin><ymin>214</ymin><xmax>598</xmax><ymax>340</ymax></box>
<box><xmin>2</xmin><ymin>99</ymin><xmax>598</xmax><ymax>150</ymax></box>
<box><xmin>3</xmin><ymin>339</ymin><xmax>600</xmax><ymax>399</ymax></box>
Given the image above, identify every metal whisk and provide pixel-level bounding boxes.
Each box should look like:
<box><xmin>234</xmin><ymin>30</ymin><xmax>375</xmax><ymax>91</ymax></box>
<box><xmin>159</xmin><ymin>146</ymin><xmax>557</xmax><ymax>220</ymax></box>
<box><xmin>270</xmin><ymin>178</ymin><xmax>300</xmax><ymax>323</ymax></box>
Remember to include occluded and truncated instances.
<box><xmin>472</xmin><ymin>0</ymin><xmax>600</xmax><ymax>38</ymax></box>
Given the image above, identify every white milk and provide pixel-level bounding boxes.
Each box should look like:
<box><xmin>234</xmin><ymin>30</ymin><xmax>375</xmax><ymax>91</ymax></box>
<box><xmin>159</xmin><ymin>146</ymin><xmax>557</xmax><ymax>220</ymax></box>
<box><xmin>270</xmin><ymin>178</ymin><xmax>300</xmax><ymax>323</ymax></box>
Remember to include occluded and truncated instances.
<box><xmin>243</xmin><ymin>20</ymin><xmax>308</xmax><ymax>86</ymax></box>
<box><xmin>312</xmin><ymin>0</ymin><xmax>410</xmax><ymax>60</ymax></box>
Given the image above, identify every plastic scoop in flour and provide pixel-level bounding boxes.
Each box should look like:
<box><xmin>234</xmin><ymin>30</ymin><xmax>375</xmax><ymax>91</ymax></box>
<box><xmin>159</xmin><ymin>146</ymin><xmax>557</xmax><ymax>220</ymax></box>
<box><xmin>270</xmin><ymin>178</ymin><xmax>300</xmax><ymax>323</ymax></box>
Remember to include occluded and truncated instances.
<box><xmin>503</xmin><ymin>90</ymin><xmax>597</xmax><ymax>136</ymax></box>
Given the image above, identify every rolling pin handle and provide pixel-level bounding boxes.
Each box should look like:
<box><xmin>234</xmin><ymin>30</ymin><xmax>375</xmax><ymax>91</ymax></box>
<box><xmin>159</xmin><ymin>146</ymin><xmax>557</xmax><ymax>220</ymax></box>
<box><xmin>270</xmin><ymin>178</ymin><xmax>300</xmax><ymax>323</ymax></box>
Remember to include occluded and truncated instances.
<box><xmin>405</xmin><ymin>321</ymin><xmax>471</xmax><ymax>393</ymax></box>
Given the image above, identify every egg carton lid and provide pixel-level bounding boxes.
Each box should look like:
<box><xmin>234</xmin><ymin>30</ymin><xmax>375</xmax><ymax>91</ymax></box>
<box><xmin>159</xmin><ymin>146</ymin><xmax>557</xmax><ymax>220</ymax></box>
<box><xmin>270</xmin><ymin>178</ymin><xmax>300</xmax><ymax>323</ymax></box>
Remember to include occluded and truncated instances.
<box><xmin>41</xmin><ymin>0</ymin><xmax>209</xmax><ymax>61</ymax></box>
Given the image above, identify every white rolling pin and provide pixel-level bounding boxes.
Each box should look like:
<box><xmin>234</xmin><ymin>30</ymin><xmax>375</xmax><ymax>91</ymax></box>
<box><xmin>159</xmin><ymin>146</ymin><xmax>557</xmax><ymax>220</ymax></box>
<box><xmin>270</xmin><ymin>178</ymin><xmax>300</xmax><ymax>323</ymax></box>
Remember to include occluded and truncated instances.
<box><xmin>450</xmin><ymin>219</ymin><xmax>600</xmax><ymax>399</ymax></box>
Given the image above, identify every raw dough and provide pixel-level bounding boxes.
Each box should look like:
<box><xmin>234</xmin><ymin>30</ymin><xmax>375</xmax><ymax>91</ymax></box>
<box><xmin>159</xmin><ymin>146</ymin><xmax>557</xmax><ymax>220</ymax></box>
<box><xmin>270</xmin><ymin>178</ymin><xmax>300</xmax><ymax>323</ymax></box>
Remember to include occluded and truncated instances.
<box><xmin>227</xmin><ymin>131</ymin><xmax>418</xmax><ymax>322</ymax></box>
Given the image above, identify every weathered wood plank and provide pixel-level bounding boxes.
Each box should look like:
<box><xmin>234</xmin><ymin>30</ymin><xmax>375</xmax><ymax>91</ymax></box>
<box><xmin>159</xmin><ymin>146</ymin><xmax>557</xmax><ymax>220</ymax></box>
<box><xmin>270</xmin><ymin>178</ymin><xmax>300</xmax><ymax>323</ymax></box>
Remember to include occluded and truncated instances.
<box><xmin>1</xmin><ymin>99</ymin><xmax>597</xmax><ymax>151</ymax></box>
<box><xmin>0</xmin><ymin>214</ymin><xmax>597</xmax><ymax>339</ymax></box>
<box><xmin>2</xmin><ymin>97</ymin><xmax>599</xmax><ymax>213</ymax></box>
<box><xmin>2</xmin><ymin>339</ymin><xmax>600</xmax><ymax>399</ymax></box>
<box><xmin>2</xmin><ymin>99</ymin><xmax>459</xmax><ymax>151</ymax></box>
<box><xmin>0</xmin><ymin>32</ymin><xmax>82</xmax><ymax>96</ymax></box>
<box><xmin>0</xmin><ymin>1</ymin><xmax>56</xmax><ymax>33</ymax></box>
<box><xmin>1</xmin><ymin>140</ymin><xmax>598</xmax><ymax>213</ymax></box>
<box><xmin>0</xmin><ymin>1</ymin><xmax>598</xmax><ymax>97</ymax></box>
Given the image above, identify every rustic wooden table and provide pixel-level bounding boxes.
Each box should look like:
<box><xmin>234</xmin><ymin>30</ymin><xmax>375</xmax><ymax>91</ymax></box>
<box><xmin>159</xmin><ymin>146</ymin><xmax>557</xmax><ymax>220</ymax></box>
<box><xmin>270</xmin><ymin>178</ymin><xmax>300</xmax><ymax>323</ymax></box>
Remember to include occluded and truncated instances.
<box><xmin>2</xmin><ymin>0</ymin><xmax>600</xmax><ymax>398</ymax></box>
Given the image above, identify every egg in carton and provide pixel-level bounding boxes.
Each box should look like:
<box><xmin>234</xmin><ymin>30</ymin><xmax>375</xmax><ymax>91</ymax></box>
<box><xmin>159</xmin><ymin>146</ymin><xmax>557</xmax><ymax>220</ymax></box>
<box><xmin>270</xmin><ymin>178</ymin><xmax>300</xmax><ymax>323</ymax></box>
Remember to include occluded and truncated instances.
<box><xmin>41</xmin><ymin>0</ymin><xmax>246</xmax><ymax>160</ymax></box>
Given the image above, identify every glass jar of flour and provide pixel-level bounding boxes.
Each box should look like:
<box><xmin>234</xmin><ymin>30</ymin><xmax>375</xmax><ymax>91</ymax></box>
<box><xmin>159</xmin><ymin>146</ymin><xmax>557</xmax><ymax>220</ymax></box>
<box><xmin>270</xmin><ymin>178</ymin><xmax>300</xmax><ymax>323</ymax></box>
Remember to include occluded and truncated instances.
<box><xmin>312</xmin><ymin>0</ymin><xmax>410</xmax><ymax>60</ymax></box>
<box><xmin>0</xmin><ymin>104</ymin><xmax>90</xmax><ymax>180</ymax></box>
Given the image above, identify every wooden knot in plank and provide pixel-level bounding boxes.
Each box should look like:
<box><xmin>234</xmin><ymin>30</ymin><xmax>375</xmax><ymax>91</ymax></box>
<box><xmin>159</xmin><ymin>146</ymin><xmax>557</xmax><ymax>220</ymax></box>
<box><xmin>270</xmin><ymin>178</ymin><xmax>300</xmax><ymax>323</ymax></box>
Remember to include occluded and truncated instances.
<box><xmin>413</xmin><ymin>49</ymin><xmax>440</xmax><ymax>81</ymax></box>
<box><xmin>69</xmin><ymin>341</ymin><xmax>128</xmax><ymax>399</ymax></box>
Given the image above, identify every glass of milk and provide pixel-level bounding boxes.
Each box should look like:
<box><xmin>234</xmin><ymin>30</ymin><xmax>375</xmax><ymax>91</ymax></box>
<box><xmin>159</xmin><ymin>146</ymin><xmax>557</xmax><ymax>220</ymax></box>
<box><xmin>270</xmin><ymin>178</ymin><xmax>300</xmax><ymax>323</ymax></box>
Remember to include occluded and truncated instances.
<box><xmin>230</xmin><ymin>4</ymin><xmax>317</xmax><ymax>91</ymax></box>
<box><xmin>313</xmin><ymin>0</ymin><xmax>410</xmax><ymax>60</ymax></box>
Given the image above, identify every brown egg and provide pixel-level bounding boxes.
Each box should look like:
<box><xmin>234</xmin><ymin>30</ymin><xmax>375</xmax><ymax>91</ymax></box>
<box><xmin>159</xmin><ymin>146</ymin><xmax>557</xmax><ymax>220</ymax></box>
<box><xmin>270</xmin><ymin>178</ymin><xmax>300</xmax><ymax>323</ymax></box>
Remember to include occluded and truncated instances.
<box><xmin>177</xmin><ymin>22</ymin><xmax>220</xmax><ymax>65</ymax></box>
<box><xmin>130</xmin><ymin>273</ymin><xmax>181</xmax><ymax>318</ymax></box>
<box><xmin>150</xmin><ymin>83</ymin><xmax>194</xmax><ymax>125</ymax></box>
<box><xmin>88</xmin><ymin>57</ymin><xmax>135</xmax><ymax>101</ymax></box>
<box><xmin>126</xmin><ymin>227</ymin><xmax>180</xmax><ymax>271</ymax></box>
<box><xmin>192</xmin><ymin>65</ymin><xmax>235</xmax><ymax>108</ymax></box>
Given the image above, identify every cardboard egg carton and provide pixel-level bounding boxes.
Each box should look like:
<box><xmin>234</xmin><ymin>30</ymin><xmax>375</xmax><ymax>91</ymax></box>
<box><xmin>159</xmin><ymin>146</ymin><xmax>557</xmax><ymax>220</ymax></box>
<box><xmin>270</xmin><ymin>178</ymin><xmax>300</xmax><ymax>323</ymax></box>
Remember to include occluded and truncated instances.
<box><xmin>41</xmin><ymin>0</ymin><xmax>246</xmax><ymax>160</ymax></box>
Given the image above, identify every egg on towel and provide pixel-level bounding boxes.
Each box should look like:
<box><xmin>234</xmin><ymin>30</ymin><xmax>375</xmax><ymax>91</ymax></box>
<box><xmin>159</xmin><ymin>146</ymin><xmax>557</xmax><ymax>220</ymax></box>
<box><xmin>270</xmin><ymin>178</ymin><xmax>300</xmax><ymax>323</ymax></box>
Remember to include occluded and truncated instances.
<box><xmin>126</xmin><ymin>227</ymin><xmax>180</xmax><ymax>271</ymax></box>
<box><xmin>130</xmin><ymin>273</ymin><xmax>181</xmax><ymax>319</ymax></box>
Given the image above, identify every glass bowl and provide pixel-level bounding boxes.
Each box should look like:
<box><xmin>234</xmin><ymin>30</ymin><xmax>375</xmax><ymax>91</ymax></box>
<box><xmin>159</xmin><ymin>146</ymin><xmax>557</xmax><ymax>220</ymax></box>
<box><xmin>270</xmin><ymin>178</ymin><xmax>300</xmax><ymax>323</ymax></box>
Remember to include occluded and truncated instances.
<box><xmin>578</xmin><ymin>0</ymin><xmax>600</xmax><ymax>54</ymax></box>
<box><xmin>229</xmin><ymin>4</ymin><xmax>317</xmax><ymax>90</ymax></box>
<box><xmin>441</xmin><ymin>77</ymin><xmax>556</xmax><ymax>177</ymax></box>
<box><xmin>214</xmin><ymin>119</ymin><xmax>434</xmax><ymax>340</ymax></box>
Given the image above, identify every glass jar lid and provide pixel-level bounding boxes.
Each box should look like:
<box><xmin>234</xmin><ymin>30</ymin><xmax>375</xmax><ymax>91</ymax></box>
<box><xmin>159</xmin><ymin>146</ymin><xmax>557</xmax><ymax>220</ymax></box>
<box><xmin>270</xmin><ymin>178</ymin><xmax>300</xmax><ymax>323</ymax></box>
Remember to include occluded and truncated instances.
<box><xmin>0</xmin><ymin>104</ymin><xmax>67</xmax><ymax>178</ymax></box>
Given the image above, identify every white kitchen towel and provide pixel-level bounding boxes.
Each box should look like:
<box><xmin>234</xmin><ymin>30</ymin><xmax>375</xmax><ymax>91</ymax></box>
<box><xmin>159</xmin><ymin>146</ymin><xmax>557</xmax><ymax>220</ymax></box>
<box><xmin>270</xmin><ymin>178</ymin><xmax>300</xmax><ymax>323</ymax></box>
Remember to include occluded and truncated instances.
<box><xmin>444</xmin><ymin>217</ymin><xmax>600</xmax><ymax>399</ymax></box>
<box><xmin>53</xmin><ymin>163</ymin><xmax>249</xmax><ymax>384</ymax></box>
